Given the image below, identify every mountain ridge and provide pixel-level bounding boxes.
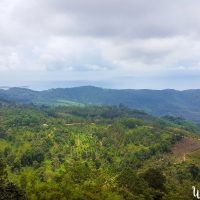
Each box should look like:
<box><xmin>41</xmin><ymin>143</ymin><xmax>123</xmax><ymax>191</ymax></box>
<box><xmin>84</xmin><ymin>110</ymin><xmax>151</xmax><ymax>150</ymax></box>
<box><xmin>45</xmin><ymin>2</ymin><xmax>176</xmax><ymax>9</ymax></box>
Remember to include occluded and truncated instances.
<box><xmin>1</xmin><ymin>86</ymin><xmax>200</xmax><ymax>122</ymax></box>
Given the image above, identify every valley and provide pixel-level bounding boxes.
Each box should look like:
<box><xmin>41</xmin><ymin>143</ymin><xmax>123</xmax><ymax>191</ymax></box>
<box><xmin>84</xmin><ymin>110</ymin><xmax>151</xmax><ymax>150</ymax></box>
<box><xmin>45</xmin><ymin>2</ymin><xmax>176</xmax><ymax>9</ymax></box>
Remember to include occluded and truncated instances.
<box><xmin>2</xmin><ymin>86</ymin><xmax>200</xmax><ymax>123</ymax></box>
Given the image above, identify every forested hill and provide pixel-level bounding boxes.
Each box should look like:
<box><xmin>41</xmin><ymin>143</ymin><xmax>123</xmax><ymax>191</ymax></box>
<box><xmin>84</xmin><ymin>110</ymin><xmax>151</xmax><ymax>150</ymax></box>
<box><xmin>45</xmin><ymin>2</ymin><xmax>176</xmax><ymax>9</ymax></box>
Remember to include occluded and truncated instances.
<box><xmin>1</xmin><ymin>103</ymin><xmax>200</xmax><ymax>199</ymax></box>
<box><xmin>1</xmin><ymin>86</ymin><xmax>200</xmax><ymax>122</ymax></box>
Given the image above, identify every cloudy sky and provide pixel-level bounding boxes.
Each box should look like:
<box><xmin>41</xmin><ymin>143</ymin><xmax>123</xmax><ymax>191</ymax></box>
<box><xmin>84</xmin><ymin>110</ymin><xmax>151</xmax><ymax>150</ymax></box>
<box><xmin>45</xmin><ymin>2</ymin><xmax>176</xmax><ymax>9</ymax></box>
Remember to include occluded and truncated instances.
<box><xmin>0</xmin><ymin>0</ymin><xmax>200</xmax><ymax>90</ymax></box>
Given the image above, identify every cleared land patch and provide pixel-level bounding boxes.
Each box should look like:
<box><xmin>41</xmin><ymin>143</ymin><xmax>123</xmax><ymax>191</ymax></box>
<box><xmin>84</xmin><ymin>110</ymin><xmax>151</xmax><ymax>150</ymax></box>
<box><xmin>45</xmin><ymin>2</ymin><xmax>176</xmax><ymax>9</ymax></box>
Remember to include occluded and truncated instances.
<box><xmin>171</xmin><ymin>137</ymin><xmax>200</xmax><ymax>161</ymax></box>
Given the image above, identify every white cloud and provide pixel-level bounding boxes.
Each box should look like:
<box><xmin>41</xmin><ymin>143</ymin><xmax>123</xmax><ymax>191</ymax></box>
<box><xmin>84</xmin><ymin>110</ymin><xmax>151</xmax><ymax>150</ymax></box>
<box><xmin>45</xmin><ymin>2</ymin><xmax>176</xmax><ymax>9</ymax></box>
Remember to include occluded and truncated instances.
<box><xmin>1</xmin><ymin>0</ymin><xmax>200</xmax><ymax>88</ymax></box>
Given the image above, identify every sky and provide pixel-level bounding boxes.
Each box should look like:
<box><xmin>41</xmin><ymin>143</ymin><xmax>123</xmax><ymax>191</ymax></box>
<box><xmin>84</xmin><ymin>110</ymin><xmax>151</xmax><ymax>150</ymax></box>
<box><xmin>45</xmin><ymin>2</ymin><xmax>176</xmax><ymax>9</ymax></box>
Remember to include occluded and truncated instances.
<box><xmin>0</xmin><ymin>0</ymin><xmax>200</xmax><ymax>90</ymax></box>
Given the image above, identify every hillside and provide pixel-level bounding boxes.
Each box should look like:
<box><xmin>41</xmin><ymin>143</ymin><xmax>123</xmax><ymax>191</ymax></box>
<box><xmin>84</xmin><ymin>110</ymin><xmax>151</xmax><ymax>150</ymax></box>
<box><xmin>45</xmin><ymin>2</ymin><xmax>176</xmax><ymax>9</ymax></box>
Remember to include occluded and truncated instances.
<box><xmin>1</xmin><ymin>103</ymin><xmax>200</xmax><ymax>199</ymax></box>
<box><xmin>1</xmin><ymin>86</ymin><xmax>200</xmax><ymax>122</ymax></box>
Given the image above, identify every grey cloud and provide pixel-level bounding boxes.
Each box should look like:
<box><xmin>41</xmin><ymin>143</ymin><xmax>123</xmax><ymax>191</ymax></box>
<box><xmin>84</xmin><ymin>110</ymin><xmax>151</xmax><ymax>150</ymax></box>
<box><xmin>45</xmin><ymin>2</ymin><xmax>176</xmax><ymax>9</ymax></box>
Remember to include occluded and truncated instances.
<box><xmin>1</xmin><ymin>0</ymin><xmax>200</xmax><ymax>89</ymax></box>
<box><xmin>39</xmin><ymin>0</ymin><xmax>200</xmax><ymax>38</ymax></box>
<box><xmin>5</xmin><ymin>0</ymin><xmax>200</xmax><ymax>40</ymax></box>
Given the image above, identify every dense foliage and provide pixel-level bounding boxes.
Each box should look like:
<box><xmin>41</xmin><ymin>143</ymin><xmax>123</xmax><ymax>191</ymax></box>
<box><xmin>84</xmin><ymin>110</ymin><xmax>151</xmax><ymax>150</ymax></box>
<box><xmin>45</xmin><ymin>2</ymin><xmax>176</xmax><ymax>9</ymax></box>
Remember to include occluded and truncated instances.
<box><xmin>0</xmin><ymin>102</ymin><xmax>200</xmax><ymax>199</ymax></box>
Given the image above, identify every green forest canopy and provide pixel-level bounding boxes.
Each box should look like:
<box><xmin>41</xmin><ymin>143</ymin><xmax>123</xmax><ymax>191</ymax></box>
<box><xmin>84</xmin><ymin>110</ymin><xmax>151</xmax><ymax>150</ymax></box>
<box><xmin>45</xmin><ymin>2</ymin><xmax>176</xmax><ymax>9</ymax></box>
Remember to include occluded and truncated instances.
<box><xmin>0</xmin><ymin>102</ymin><xmax>200</xmax><ymax>199</ymax></box>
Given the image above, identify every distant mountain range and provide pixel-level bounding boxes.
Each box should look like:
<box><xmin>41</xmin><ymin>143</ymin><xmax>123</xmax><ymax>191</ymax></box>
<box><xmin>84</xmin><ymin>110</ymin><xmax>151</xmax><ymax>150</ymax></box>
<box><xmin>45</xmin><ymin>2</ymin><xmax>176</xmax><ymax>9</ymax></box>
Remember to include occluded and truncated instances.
<box><xmin>1</xmin><ymin>86</ymin><xmax>200</xmax><ymax>122</ymax></box>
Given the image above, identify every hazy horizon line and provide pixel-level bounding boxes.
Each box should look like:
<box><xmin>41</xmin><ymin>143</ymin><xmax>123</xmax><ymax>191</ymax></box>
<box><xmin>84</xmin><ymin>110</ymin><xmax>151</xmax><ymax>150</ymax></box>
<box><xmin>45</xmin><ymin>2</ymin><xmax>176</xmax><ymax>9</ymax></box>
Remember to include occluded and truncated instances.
<box><xmin>1</xmin><ymin>85</ymin><xmax>200</xmax><ymax>92</ymax></box>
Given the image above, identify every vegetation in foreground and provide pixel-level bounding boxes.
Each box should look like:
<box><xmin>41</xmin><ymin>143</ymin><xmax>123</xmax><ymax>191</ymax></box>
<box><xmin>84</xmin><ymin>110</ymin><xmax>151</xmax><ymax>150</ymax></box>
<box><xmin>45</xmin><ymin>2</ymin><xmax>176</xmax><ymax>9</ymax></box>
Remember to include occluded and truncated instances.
<box><xmin>0</xmin><ymin>101</ymin><xmax>200</xmax><ymax>199</ymax></box>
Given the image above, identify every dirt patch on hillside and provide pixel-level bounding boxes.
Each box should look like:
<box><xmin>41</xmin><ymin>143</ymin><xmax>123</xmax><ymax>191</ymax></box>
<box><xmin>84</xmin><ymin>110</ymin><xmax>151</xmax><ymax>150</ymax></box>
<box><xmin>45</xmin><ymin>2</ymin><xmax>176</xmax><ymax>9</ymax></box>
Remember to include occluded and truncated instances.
<box><xmin>171</xmin><ymin>137</ymin><xmax>200</xmax><ymax>160</ymax></box>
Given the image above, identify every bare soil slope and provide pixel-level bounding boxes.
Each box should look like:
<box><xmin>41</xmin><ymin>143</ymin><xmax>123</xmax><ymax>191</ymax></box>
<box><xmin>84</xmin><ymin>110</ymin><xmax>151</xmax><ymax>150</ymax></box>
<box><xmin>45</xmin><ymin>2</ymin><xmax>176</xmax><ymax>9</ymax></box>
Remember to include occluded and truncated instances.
<box><xmin>171</xmin><ymin>137</ymin><xmax>200</xmax><ymax>160</ymax></box>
